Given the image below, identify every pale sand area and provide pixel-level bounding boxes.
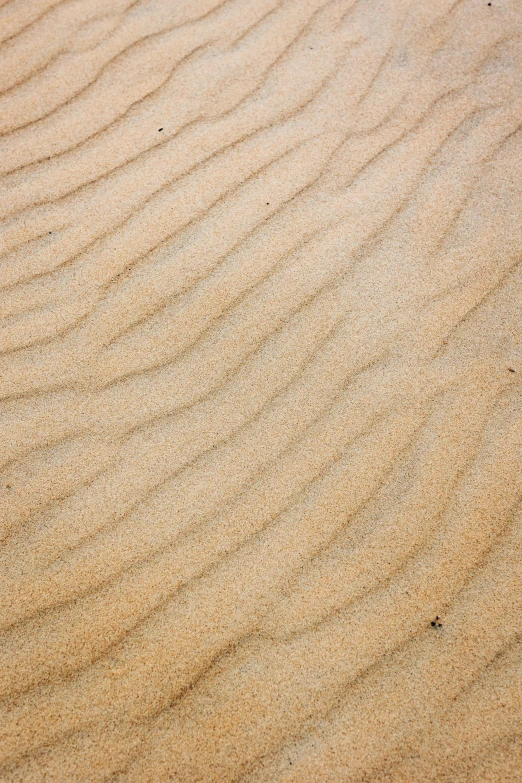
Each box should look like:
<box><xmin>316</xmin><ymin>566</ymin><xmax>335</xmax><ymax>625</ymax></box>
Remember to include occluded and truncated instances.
<box><xmin>1</xmin><ymin>0</ymin><xmax>522</xmax><ymax>780</ymax></box>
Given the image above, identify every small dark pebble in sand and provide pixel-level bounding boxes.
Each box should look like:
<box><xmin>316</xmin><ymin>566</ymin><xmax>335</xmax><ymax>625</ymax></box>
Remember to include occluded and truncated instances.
<box><xmin>431</xmin><ymin>621</ymin><xmax>436</xmax><ymax>627</ymax></box>
<box><xmin>158</xmin><ymin>128</ymin><xmax>163</xmax><ymax>131</ymax></box>
<box><xmin>508</xmin><ymin>368</ymin><xmax>515</xmax><ymax>372</ymax></box>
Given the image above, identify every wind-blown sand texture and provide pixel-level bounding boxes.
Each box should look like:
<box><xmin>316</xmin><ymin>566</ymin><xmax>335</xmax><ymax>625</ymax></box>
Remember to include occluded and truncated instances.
<box><xmin>1</xmin><ymin>0</ymin><xmax>522</xmax><ymax>780</ymax></box>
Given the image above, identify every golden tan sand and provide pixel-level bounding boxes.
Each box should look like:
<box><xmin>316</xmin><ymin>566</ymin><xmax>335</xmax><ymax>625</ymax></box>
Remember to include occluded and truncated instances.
<box><xmin>1</xmin><ymin>0</ymin><xmax>522</xmax><ymax>780</ymax></box>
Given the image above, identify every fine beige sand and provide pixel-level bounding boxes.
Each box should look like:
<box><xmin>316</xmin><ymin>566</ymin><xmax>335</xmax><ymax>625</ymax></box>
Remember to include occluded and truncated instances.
<box><xmin>1</xmin><ymin>0</ymin><xmax>522</xmax><ymax>780</ymax></box>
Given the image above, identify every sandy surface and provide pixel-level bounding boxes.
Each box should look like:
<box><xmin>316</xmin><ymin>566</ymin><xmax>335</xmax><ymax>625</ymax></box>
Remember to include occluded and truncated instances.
<box><xmin>1</xmin><ymin>0</ymin><xmax>522</xmax><ymax>780</ymax></box>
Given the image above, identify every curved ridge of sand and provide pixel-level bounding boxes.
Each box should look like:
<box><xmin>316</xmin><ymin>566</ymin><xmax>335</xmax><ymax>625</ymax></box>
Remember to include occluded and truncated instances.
<box><xmin>1</xmin><ymin>0</ymin><xmax>522</xmax><ymax>780</ymax></box>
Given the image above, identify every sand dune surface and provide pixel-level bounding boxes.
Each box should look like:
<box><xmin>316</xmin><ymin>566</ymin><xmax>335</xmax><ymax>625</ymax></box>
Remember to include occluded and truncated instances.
<box><xmin>1</xmin><ymin>0</ymin><xmax>522</xmax><ymax>780</ymax></box>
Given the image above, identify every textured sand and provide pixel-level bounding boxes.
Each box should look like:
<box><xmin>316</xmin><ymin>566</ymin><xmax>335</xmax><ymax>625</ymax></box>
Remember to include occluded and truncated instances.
<box><xmin>1</xmin><ymin>0</ymin><xmax>522</xmax><ymax>780</ymax></box>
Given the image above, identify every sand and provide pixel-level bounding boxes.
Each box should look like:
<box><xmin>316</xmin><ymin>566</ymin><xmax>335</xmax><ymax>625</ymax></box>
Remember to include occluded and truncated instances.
<box><xmin>1</xmin><ymin>0</ymin><xmax>521</xmax><ymax>780</ymax></box>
